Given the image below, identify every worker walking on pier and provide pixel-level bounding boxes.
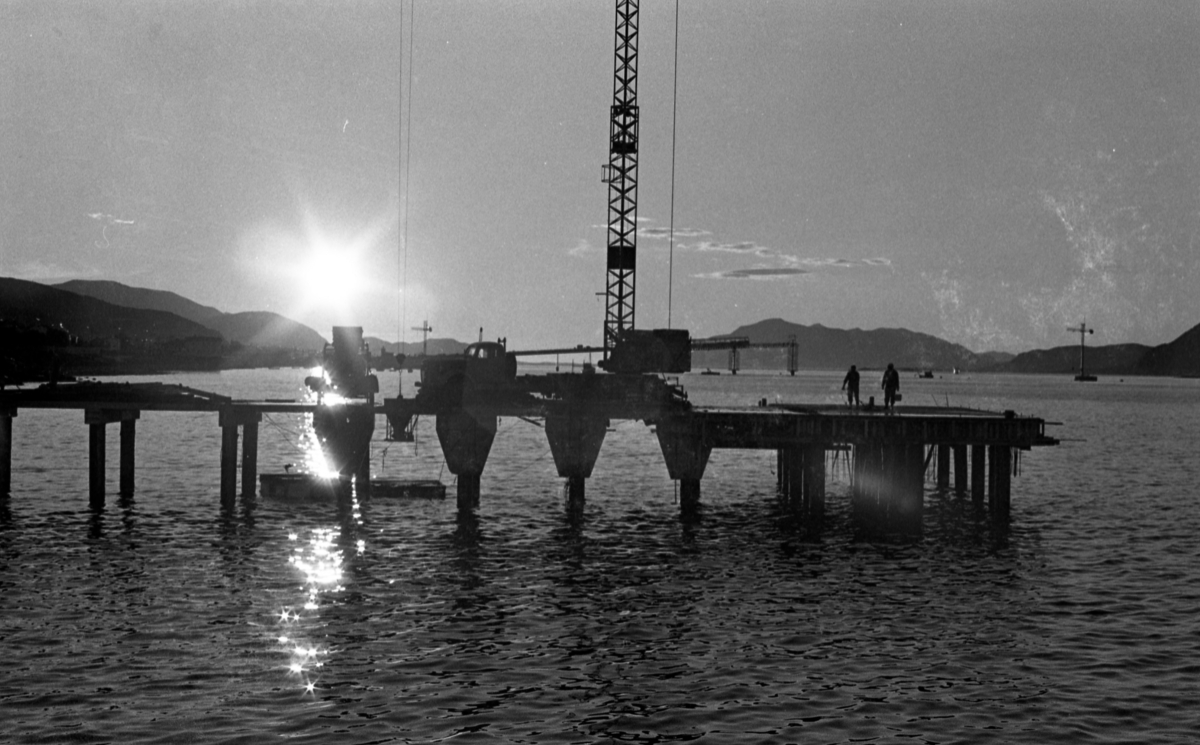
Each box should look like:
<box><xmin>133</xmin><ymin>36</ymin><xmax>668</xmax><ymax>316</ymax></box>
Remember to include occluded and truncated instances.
<box><xmin>841</xmin><ymin>365</ymin><xmax>860</xmax><ymax>407</ymax></box>
<box><xmin>882</xmin><ymin>363</ymin><xmax>900</xmax><ymax>411</ymax></box>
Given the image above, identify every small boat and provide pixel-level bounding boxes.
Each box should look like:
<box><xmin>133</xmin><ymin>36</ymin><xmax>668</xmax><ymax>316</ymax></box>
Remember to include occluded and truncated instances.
<box><xmin>918</xmin><ymin>370</ymin><xmax>934</xmax><ymax>379</ymax></box>
<box><xmin>700</xmin><ymin>368</ymin><xmax>721</xmax><ymax>376</ymax></box>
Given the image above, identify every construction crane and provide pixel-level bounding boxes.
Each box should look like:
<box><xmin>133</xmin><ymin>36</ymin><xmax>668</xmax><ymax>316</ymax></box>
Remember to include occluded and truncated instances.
<box><xmin>598</xmin><ymin>0</ymin><xmax>690</xmax><ymax>375</ymax></box>
<box><xmin>601</xmin><ymin>0</ymin><xmax>641</xmax><ymax>360</ymax></box>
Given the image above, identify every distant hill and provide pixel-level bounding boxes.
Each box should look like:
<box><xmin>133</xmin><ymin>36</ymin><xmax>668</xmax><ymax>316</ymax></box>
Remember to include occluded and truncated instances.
<box><xmin>1135</xmin><ymin>322</ymin><xmax>1200</xmax><ymax>377</ymax></box>
<box><xmin>694</xmin><ymin>318</ymin><xmax>983</xmax><ymax>371</ymax></box>
<box><xmin>206</xmin><ymin>312</ymin><xmax>326</xmax><ymax>351</ymax></box>
<box><xmin>987</xmin><ymin>343</ymin><xmax>1151</xmax><ymax>375</ymax></box>
<box><xmin>1</xmin><ymin>277</ymin><xmax>220</xmax><ymax>342</ymax></box>
<box><xmin>56</xmin><ymin>279</ymin><xmax>325</xmax><ymax>350</ymax></box>
<box><xmin>55</xmin><ymin>279</ymin><xmax>223</xmax><ymax>323</ymax></box>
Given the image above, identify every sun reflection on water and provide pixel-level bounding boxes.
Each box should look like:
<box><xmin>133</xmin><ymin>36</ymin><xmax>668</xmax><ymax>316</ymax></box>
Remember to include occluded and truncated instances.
<box><xmin>273</xmin><ymin>523</ymin><xmax>358</xmax><ymax>695</ymax></box>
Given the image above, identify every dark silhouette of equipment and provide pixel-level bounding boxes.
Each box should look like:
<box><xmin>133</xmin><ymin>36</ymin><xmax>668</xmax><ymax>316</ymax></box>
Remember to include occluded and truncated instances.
<box><xmin>1067</xmin><ymin>322</ymin><xmax>1097</xmax><ymax>381</ymax></box>
<box><xmin>596</xmin><ymin>0</ymin><xmax>692</xmax><ymax>375</ymax></box>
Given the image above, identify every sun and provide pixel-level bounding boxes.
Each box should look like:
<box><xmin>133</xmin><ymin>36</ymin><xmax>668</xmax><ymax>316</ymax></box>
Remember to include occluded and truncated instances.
<box><xmin>295</xmin><ymin>237</ymin><xmax>366</xmax><ymax>316</ymax></box>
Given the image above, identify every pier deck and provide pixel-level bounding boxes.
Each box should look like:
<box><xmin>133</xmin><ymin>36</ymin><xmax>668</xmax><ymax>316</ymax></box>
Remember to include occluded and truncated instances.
<box><xmin>1</xmin><ymin>380</ymin><xmax>1057</xmax><ymax>529</ymax></box>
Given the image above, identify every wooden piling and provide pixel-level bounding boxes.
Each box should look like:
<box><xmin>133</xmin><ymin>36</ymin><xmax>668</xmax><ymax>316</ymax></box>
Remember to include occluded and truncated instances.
<box><xmin>989</xmin><ymin>445</ymin><xmax>1012</xmax><ymax>520</ymax></box>
<box><xmin>936</xmin><ymin>444</ymin><xmax>950</xmax><ymax>488</ymax></box>
<box><xmin>804</xmin><ymin>444</ymin><xmax>826</xmax><ymax>519</ymax></box>
<box><xmin>971</xmin><ymin>444</ymin><xmax>986</xmax><ymax>502</ymax></box>
<box><xmin>89</xmin><ymin>422</ymin><xmax>105</xmax><ymax>509</ymax></box>
<box><xmin>953</xmin><ymin>444</ymin><xmax>967</xmax><ymax>495</ymax></box>
<box><xmin>220</xmin><ymin>421</ymin><xmax>238</xmax><ymax>509</ymax></box>
<box><xmin>241</xmin><ymin>421</ymin><xmax>258</xmax><ymax>498</ymax></box>
<box><xmin>1</xmin><ymin>409</ymin><xmax>13</xmax><ymax>495</ymax></box>
<box><xmin>119</xmin><ymin>419</ymin><xmax>136</xmax><ymax>496</ymax></box>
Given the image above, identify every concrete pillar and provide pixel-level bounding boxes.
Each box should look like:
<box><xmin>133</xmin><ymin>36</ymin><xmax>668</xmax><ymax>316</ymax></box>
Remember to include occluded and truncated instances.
<box><xmin>653</xmin><ymin>416</ymin><xmax>712</xmax><ymax>515</ymax></box>
<box><xmin>936</xmin><ymin>444</ymin><xmax>950</xmax><ymax>489</ymax></box>
<box><xmin>0</xmin><ymin>409</ymin><xmax>14</xmax><ymax>495</ymax></box>
<box><xmin>436</xmin><ymin>409</ymin><xmax>497</xmax><ymax>511</ymax></box>
<box><xmin>119</xmin><ymin>419</ymin><xmax>136</xmax><ymax>496</ymax></box>
<box><xmin>953</xmin><ymin>444</ymin><xmax>968</xmax><ymax>495</ymax></box>
<box><xmin>971</xmin><ymin>445</ymin><xmax>986</xmax><ymax>502</ymax></box>
<box><xmin>545</xmin><ymin>411</ymin><xmax>608</xmax><ymax>510</ymax></box>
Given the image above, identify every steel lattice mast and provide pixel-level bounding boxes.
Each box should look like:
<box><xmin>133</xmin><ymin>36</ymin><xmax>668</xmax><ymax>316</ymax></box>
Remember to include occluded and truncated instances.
<box><xmin>602</xmin><ymin>0</ymin><xmax>639</xmax><ymax>358</ymax></box>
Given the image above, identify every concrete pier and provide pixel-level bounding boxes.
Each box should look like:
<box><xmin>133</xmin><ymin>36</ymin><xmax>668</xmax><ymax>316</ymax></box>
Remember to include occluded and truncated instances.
<box><xmin>653</xmin><ymin>416</ymin><xmax>712</xmax><ymax>514</ymax></box>
<box><xmin>1</xmin><ymin>380</ymin><xmax>1056</xmax><ymax>529</ymax></box>
<box><xmin>544</xmin><ymin>411</ymin><xmax>608</xmax><ymax>508</ymax></box>
<box><xmin>436</xmin><ymin>409</ymin><xmax>496</xmax><ymax>511</ymax></box>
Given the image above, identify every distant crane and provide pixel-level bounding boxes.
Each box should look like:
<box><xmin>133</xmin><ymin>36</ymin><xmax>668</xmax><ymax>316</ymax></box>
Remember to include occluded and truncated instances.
<box><xmin>1067</xmin><ymin>322</ymin><xmax>1097</xmax><ymax>381</ymax></box>
<box><xmin>413</xmin><ymin>321</ymin><xmax>433</xmax><ymax>357</ymax></box>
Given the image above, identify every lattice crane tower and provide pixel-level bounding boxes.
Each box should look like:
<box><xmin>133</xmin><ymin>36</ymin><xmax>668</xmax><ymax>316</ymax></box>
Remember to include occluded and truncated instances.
<box><xmin>601</xmin><ymin>0</ymin><xmax>639</xmax><ymax>357</ymax></box>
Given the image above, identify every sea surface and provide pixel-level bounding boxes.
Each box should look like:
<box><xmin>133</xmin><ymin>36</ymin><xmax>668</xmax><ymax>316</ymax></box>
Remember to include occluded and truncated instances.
<box><xmin>2</xmin><ymin>368</ymin><xmax>1198</xmax><ymax>744</ymax></box>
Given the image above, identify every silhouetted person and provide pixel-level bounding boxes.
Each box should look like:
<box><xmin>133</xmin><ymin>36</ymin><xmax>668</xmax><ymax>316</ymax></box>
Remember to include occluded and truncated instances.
<box><xmin>841</xmin><ymin>365</ymin><xmax>860</xmax><ymax>406</ymax></box>
<box><xmin>882</xmin><ymin>362</ymin><xmax>900</xmax><ymax>411</ymax></box>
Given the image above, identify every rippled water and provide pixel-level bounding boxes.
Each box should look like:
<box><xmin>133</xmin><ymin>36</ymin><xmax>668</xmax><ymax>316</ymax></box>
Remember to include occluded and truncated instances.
<box><xmin>2</xmin><ymin>368</ymin><xmax>1199</xmax><ymax>743</ymax></box>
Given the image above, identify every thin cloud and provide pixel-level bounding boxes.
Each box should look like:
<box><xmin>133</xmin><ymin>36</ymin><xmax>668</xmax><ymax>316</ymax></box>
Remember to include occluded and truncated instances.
<box><xmin>691</xmin><ymin>241</ymin><xmax>770</xmax><ymax>255</ymax></box>
<box><xmin>568</xmin><ymin>239</ymin><xmax>594</xmax><ymax>257</ymax></box>
<box><xmin>697</xmin><ymin>267</ymin><xmax>810</xmax><ymax>280</ymax></box>
<box><xmin>778</xmin><ymin>255</ymin><xmax>894</xmax><ymax>268</ymax></box>
<box><xmin>639</xmin><ymin>226</ymin><xmax>711</xmax><ymax>239</ymax></box>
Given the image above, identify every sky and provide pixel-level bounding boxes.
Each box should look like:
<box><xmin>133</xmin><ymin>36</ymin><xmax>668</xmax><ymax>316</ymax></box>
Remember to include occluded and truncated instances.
<box><xmin>3</xmin><ymin>0</ymin><xmax>1199</xmax><ymax>353</ymax></box>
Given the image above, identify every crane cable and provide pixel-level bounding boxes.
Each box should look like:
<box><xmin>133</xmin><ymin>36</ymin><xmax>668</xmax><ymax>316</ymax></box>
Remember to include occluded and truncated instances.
<box><xmin>400</xmin><ymin>0</ymin><xmax>416</xmax><ymax>348</ymax></box>
<box><xmin>667</xmin><ymin>0</ymin><xmax>681</xmax><ymax>328</ymax></box>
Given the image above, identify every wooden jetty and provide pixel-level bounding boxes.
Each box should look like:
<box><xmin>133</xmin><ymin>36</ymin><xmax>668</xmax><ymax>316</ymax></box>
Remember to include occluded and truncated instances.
<box><xmin>0</xmin><ymin>382</ymin><xmax>344</xmax><ymax>509</ymax></box>
<box><xmin>1</xmin><ymin>378</ymin><xmax>1057</xmax><ymax>529</ymax></box>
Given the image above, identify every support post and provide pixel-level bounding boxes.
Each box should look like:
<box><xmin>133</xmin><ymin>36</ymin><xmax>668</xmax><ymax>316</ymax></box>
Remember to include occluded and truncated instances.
<box><xmin>803</xmin><ymin>444</ymin><xmax>826</xmax><ymax>519</ymax></box>
<box><xmin>89</xmin><ymin>422</ymin><xmax>106</xmax><ymax>509</ymax></box>
<box><xmin>953</xmin><ymin>444</ymin><xmax>968</xmax><ymax>495</ymax></box>
<box><xmin>936</xmin><ymin>444</ymin><xmax>950</xmax><ymax>489</ymax></box>
<box><xmin>436</xmin><ymin>409</ymin><xmax>497</xmax><ymax>512</ymax></box>
<box><xmin>903</xmin><ymin>443</ymin><xmax>925</xmax><ymax>533</ymax></box>
<box><xmin>989</xmin><ymin>445</ymin><xmax>1012</xmax><ymax>520</ymax></box>
<box><xmin>84</xmin><ymin>409</ymin><xmax>139</xmax><ymax>508</ymax></box>
<box><xmin>971</xmin><ymin>444</ymin><xmax>986</xmax><ymax>502</ymax></box>
<box><xmin>0</xmin><ymin>409</ymin><xmax>14</xmax><ymax>495</ymax></box>
<box><xmin>220</xmin><ymin>420</ymin><xmax>238</xmax><ymax>509</ymax></box>
<box><xmin>241</xmin><ymin>421</ymin><xmax>259</xmax><ymax>498</ymax></box>
<box><xmin>545</xmin><ymin>410</ymin><xmax>608</xmax><ymax>511</ymax></box>
<box><xmin>784</xmin><ymin>445</ymin><xmax>804</xmax><ymax>508</ymax></box>
<box><xmin>355</xmin><ymin>450</ymin><xmax>371</xmax><ymax>501</ymax></box>
<box><xmin>653</xmin><ymin>416</ymin><xmax>712</xmax><ymax>516</ymax></box>
<box><xmin>119</xmin><ymin>419</ymin><xmax>136</xmax><ymax>496</ymax></box>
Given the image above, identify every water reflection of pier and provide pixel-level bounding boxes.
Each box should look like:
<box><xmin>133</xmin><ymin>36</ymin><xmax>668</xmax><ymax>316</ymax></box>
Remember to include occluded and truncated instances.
<box><xmin>2</xmin><ymin>378</ymin><xmax>1057</xmax><ymax>532</ymax></box>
